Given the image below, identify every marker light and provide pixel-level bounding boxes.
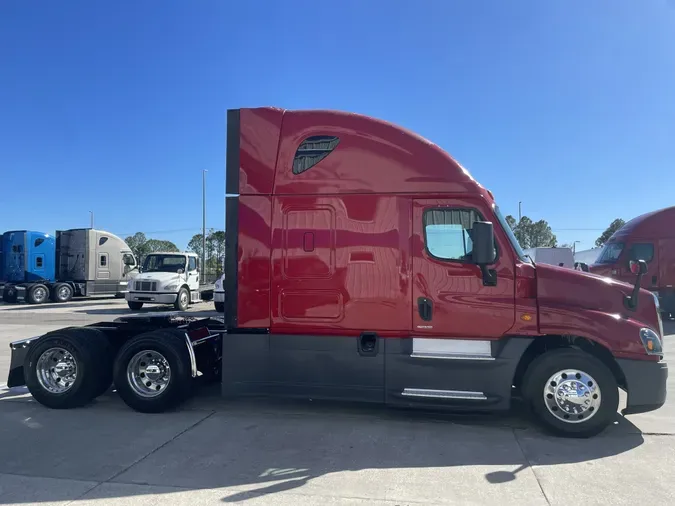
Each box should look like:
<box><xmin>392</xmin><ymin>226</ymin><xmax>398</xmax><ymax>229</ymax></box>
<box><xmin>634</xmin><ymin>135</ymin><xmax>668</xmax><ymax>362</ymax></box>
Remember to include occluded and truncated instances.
<box><xmin>639</xmin><ymin>328</ymin><xmax>662</xmax><ymax>356</ymax></box>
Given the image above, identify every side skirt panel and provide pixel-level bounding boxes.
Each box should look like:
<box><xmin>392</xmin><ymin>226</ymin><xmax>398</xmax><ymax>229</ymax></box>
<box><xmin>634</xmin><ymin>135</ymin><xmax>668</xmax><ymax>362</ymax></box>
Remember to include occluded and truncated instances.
<box><xmin>222</xmin><ymin>333</ymin><xmax>534</xmax><ymax>411</ymax></box>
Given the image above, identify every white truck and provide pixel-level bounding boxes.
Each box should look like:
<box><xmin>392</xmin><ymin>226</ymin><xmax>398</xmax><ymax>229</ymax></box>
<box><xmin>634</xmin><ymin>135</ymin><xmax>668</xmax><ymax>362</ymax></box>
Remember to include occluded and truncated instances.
<box><xmin>523</xmin><ymin>247</ymin><xmax>575</xmax><ymax>268</ymax></box>
<box><xmin>126</xmin><ymin>252</ymin><xmax>213</xmax><ymax>311</ymax></box>
<box><xmin>214</xmin><ymin>274</ymin><xmax>224</xmax><ymax>313</ymax></box>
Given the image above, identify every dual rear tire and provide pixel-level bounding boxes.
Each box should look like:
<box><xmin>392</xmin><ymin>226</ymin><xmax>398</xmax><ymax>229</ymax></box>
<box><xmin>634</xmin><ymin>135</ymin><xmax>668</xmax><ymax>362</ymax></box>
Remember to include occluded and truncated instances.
<box><xmin>23</xmin><ymin>328</ymin><xmax>193</xmax><ymax>413</ymax></box>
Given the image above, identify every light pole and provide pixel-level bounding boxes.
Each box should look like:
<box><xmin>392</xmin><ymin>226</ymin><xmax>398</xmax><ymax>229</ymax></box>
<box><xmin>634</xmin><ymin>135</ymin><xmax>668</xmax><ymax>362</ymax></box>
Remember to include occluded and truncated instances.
<box><xmin>518</xmin><ymin>201</ymin><xmax>522</xmax><ymax>222</ymax></box>
<box><xmin>573</xmin><ymin>240</ymin><xmax>581</xmax><ymax>255</ymax></box>
<box><xmin>89</xmin><ymin>211</ymin><xmax>94</xmax><ymax>229</ymax></box>
<box><xmin>202</xmin><ymin>170</ymin><xmax>207</xmax><ymax>279</ymax></box>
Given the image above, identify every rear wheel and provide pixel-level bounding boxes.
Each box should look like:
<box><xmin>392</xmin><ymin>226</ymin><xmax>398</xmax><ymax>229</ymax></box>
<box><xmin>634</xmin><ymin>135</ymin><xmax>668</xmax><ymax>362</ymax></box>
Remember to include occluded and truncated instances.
<box><xmin>174</xmin><ymin>288</ymin><xmax>189</xmax><ymax>311</ymax></box>
<box><xmin>113</xmin><ymin>329</ymin><xmax>193</xmax><ymax>413</ymax></box>
<box><xmin>26</xmin><ymin>284</ymin><xmax>49</xmax><ymax>304</ymax></box>
<box><xmin>23</xmin><ymin>327</ymin><xmax>111</xmax><ymax>409</ymax></box>
<box><xmin>128</xmin><ymin>301</ymin><xmax>144</xmax><ymax>310</ymax></box>
<box><xmin>2</xmin><ymin>285</ymin><xmax>18</xmax><ymax>303</ymax></box>
<box><xmin>214</xmin><ymin>301</ymin><xmax>224</xmax><ymax>313</ymax></box>
<box><xmin>522</xmin><ymin>348</ymin><xmax>619</xmax><ymax>438</ymax></box>
<box><xmin>50</xmin><ymin>283</ymin><xmax>73</xmax><ymax>303</ymax></box>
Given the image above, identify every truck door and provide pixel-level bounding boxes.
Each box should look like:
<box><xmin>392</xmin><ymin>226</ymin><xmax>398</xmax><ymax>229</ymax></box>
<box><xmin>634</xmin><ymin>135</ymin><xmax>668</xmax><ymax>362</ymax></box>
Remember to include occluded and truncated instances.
<box><xmin>187</xmin><ymin>256</ymin><xmax>200</xmax><ymax>291</ymax></box>
<box><xmin>411</xmin><ymin>199</ymin><xmax>516</xmax><ymax>339</ymax></box>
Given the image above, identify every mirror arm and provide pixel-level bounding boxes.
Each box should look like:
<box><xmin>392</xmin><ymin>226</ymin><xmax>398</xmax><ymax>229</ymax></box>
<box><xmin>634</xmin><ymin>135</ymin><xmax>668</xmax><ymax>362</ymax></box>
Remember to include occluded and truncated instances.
<box><xmin>479</xmin><ymin>264</ymin><xmax>498</xmax><ymax>287</ymax></box>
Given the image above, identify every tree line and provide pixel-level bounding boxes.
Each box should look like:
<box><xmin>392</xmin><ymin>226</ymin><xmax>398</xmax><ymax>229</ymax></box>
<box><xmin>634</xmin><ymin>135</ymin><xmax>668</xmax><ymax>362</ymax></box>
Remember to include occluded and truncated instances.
<box><xmin>124</xmin><ymin>230</ymin><xmax>226</xmax><ymax>275</ymax></box>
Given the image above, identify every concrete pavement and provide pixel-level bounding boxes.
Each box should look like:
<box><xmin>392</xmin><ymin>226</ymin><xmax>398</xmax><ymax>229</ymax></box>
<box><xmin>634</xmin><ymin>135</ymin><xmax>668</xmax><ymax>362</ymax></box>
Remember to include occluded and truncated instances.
<box><xmin>0</xmin><ymin>299</ymin><xmax>673</xmax><ymax>505</ymax></box>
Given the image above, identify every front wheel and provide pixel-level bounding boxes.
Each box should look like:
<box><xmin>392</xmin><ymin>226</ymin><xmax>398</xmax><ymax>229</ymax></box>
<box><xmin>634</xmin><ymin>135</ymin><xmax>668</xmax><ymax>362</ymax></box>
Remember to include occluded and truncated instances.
<box><xmin>2</xmin><ymin>285</ymin><xmax>18</xmax><ymax>303</ymax></box>
<box><xmin>522</xmin><ymin>348</ymin><xmax>619</xmax><ymax>438</ymax></box>
<box><xmin>174</xmin><ymin>288</ymin><xmax>189</xmax><ymax>311</ymax></box>
<box><xmin>214</xmin><ymin>301</ymin><xmax>224</xmax><ymax>313</ymax></box>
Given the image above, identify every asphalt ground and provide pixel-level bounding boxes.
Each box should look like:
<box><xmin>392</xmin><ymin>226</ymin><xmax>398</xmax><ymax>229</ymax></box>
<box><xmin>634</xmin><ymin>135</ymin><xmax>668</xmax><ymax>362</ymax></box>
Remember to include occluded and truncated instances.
<box><xmin>0</xmin><ymin>298</ymin><xmax>674</xmax><ymax>505</ymax></box>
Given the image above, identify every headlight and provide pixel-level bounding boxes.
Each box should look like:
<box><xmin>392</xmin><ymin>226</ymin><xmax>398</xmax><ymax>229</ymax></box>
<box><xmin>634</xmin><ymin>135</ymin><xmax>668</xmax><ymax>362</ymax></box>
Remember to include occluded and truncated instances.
<box><xmin>640</xmin><ymin>328</ymin><xmax>663</xmax><ymax>356</ymax></box>
<box><xmin>164</xmin><ymin>284</ymin><xmax>178</xmax><ymax>291</ymax></box>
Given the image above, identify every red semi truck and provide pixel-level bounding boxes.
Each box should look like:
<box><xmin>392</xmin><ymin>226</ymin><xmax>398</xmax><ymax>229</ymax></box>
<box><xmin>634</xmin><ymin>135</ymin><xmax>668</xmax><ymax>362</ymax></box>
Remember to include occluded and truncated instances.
<box><xmin>586</xmin><ymin>207</ymin><xmax>675</xmax><ymax>319</ymax></box>
<box><xmin>6</xmin><ymin>107</ymin><xmax>667</xmax><ymax>437</ymax></box>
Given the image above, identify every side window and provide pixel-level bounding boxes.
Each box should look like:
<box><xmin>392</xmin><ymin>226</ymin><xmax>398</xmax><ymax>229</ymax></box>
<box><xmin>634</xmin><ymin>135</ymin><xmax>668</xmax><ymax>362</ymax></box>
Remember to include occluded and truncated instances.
<box><xmin>100</xmin><ymin>254</ymin><xmax>107</xmax><ymax>267</ymax></box>
<box><xmin>188</xmin><ymin>257</ymin><xmax>197</xmax><ymax>271</ymax></box>
<box><xmin>34</xmin><ymin>238</ymin><xmax>44</xmax><ymax>247</ymax></box>
<box><xmin>630</xmin><ymin>243</ymin><xmax>654</xmax><ymax>263</ymax></box>
<box><xmin>99</xmin><ymin>236</ymin><xmax>109</xmax><ymax>246</ymax></box>
<box><xmin>424</xmin><ymin>208</ymin><xmax>483</xmax><ymax>262</ymax></box>
<box><xmin>35</xmin><ymin>256</ymin><xmax>43</xmax><ymax>268</ymax></box>
<box><xmin>293</xmin><ymin>135</ymin><xmax>340</xmax><ymax>175</ymax></box>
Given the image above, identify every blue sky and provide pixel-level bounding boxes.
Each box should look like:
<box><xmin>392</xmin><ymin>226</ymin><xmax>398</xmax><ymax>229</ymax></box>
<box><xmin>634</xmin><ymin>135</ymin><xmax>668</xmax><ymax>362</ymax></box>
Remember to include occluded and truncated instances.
<box><xmin>1</xmin><ymin>0</ymin><xmax>673</xmax><ymax>251</ymax></box>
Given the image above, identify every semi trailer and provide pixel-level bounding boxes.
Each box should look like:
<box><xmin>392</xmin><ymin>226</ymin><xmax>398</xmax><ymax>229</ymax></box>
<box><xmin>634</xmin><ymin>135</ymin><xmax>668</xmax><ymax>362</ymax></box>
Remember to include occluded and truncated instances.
<box><xmin>6</xmin><ymin>107</ymin><xmax>667</xmax><ymax>437</ymax></box>
<box><xmin>0</xmin><ymin>228</ymin><xmax>138</xmax><ymax>304</ymax></box>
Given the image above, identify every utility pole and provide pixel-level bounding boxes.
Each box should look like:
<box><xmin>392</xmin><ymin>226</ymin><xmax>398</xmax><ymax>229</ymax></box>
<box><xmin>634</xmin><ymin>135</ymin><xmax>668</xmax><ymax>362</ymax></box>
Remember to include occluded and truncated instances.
<box><xmin>202</xmin><ymin>170</ymin><xmax>207</xmax><ymax>279</ymax></box>
<box><xmin>518</xmin><ymin>202</ymin><xmax>522</xmax><ymax>222</ymax></box>
<box><xmin>89</xmin><ymin>211</ymin><xmax>94</xmax><ymax>229</ymax></box>
<box><xmin>573</xmin><ymin>240</ymin><xmax>581</xmax><ymax>255</ymax></box>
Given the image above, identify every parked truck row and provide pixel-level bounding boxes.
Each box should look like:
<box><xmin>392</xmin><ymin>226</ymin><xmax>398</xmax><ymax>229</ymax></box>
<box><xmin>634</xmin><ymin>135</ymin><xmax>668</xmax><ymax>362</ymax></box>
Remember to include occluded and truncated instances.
<box><xmin>0</xmin><ymin>229</ymin><xmax>214</xmax><ymax>310</ymax></box>
<box><xmin>0</xmin><ymin>228</ymin><xmax>137</xmax><ymax>304</ymax></box>
<box><xmin>6</xmin><ymin>107</ymin><xmax>667</xmax><ymax>438</ymax></box>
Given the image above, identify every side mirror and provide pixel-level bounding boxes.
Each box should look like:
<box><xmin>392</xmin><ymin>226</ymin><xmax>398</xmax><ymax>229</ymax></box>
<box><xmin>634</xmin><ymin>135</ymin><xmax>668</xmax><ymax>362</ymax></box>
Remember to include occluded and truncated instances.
<box><xmin>575</xmin><ymin>262</ymin><xmax>589</xmax><ymax>272</ymax></box>
<box><xmin>629</xmin><ymin>259</ymin><xmax>648</xmax><ymax>275</ymax></box>
<box><xmin>471</xmin><ymin>221</ymin><xmax>497</xmax><ymax>287</ymax></box>
<box><xmin>471</xmin><ymin>221</ymin><xmax>496</xmax><ymax>265</ymax></box>
<box><xmin>177</xmin><ymin>268</ymin><xmax>185</xmax><ymax>274</ymax></box>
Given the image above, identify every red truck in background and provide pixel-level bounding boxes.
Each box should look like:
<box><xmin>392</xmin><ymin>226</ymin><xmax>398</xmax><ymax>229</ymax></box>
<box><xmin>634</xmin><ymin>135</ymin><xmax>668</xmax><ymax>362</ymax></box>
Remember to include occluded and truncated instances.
<box><xmin>585</xmin><ymin>207</ymin><xmax>675</xmax><ymax>319</ymax></box>
<box><xmin>6</xmin><ymin>107</ymin><xmax>667</xmax><ymax>438</ymax></box>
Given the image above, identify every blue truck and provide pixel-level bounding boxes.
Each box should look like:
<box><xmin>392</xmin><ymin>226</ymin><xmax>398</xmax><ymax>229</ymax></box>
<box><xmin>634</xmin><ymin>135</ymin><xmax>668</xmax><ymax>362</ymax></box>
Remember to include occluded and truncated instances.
<box><xmin>0</xmin><ymin>228</ymin><xmax>138</xmax><ymax>304</ymax></box>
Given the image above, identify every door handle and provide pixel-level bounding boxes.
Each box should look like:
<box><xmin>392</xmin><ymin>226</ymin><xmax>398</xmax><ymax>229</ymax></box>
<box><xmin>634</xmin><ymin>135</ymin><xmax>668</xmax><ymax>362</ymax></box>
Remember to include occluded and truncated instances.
<box><xmin>417</xmin><ymin>297</ymin><xmax>433</xmax><ymax>321</ymax></box>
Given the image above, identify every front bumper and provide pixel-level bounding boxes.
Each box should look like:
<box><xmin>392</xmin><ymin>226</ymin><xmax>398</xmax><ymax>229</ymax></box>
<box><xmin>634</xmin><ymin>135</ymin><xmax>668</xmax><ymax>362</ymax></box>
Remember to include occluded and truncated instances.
<box><xmin>618</xmin><ymin>358</ymin><xmax>668</xmax><ymax>415</ymax></box>
<box><xmin>126</xmin><ymin>291</ymin><xmax>178</xmax><ymax>304</ymax></box>
<box><xmin>214</xmin><ymin>291</ymin><xmax>224</xmax><ymax>303</ymax></box>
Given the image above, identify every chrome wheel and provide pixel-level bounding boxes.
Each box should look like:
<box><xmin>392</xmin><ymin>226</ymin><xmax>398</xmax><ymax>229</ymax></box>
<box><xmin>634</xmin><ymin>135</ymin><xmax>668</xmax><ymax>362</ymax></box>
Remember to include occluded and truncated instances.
<box><xmin>544</xmin><ymin>369</ymin><xmax>601</xmax><ymax>423</ymax></box>
<box><xmin>126</xmin><ymin>350</ymin><xmax>171</xmax><ymax>398</ymax></box>
<box><xmin>32</xmin><ymin>286</ymin><xmax>47</xmax><ymax>303</ymax></box>
<box><xmin>36</xmin><ymin>347</ymin><xmax>78</xmax><ymax>394</ymax></box>
<box><xmin>179</xmin><ymin>290</ymin><xmax>189</xmax><ymax>308</ymax></box>
<box><xmin>57</xmin><ymin>285</ymin><xmax>71</xmax><ymax>301</ymax></box>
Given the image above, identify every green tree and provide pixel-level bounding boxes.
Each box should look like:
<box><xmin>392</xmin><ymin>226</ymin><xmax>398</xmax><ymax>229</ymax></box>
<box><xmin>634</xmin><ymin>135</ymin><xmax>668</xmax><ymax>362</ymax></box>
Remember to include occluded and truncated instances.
<box><xmin>595</xmin><ymin>218</ymin><xmax>625</xmax><ymax>248</ymax></box>
<box><xmin>207</xmin><ymin>230</ymin><xmax>227</xmax><ymax>274</ymax></box>
<box><xmin>503</xmin><ymin>215</ymin><xmax>557</xmax><ymax>248</ymax></box>
<box><xmin>187</xmin><ymin>233</ymin><xmax>204</xmax><ymax>259</ymax></box>
<box><xmin>145</xmin><ymin>239</ymin><xmax>179</xmax><ymax>253</ymax></box>
<box><xmin>125</xmin><ymin>232</ymin><xmax>149</xmax><ymax>260</ymax></box>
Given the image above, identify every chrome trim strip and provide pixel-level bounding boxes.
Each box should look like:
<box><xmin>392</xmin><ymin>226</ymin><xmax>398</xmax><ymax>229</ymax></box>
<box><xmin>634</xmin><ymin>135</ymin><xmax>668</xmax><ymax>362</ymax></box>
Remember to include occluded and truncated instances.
<box><xmin>410</xmin><ymin>352</ymin><xmax>495</xmax><ymax>361</ymax></box>
<box><xmin>401</xmin><ymin>388</ymin><xmax>487</xmax><ymax>400</ymax></box>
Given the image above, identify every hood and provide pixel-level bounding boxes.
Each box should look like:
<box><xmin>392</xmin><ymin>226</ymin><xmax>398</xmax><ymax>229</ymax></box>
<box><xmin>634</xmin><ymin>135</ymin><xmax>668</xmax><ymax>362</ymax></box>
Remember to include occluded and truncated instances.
<box><xmin>134</xmin><ymin>272</ymin><xmax>182</xmax><ymax>284</ymax></box>
<box><xmin>536</xmin><ymin>263</ymin><xmax>660</xmax><ymax>331</ymax></box>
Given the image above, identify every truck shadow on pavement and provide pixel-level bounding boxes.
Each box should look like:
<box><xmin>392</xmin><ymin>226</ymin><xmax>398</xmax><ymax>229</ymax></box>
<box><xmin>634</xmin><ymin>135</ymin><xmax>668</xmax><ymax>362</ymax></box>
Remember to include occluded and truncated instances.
<box><xmin>0</xmin><ymin>386</ymin><xmax>648</xmax><ymax>505</ymax></box>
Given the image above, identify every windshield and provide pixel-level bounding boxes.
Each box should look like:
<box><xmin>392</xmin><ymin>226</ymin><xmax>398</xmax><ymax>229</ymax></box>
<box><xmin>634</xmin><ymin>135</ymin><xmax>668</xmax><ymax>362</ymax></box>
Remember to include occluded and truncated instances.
<box><xmin>494</xmin><ymin>205</ymin><xmax>529</xmax><ymax>262</ymax></box>
<box><xmin>595</xmin><ymin>242</ymin><xmax>624</xmax><ymax>264</ymax></box>
<box><xmin>142</xmin><ymin>254</ymin><xmax>186</xmax><ymax>273</ymax></box>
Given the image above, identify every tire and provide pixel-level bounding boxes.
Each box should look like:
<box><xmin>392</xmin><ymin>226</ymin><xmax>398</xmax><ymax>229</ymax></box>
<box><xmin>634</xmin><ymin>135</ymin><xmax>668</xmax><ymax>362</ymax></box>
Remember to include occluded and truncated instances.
<box><xmin>50</xmin><ymin>283</ymin><xmax>73</xmax><ymax>303</ymax></box>
<box><xmin>201</xmin><ymin>290</ymin><xmax>213</xmax><ymax>302</ymax></box>
<box><xmin>27</xmin><ymin>284</ymin><xmax>50</xmax><ymax>304</ymax></box>
<box><xmin>113</xmin><ymin>329</ymin><xmax>193</xmax><ymax>413</ymax></box>
<box><xmin>2</xmin><ymin>285</ymin><xmax>18</xmax><ymax>303</ymax></box>
<box><xmin>174</xmin><ymin>287</ymin><xmax>190</xmax><ymax>311</ymax></box>
<box><xmin>128</xmin><ymin>301</ymin><xmax>144</xmax><ymax>310</ymax></box>
<box><xmin>214</xmin><ymin>301</ymin><xmax>224</xmax><ymax>313</ymax></box>
<box><xmin>23</xmin><ymin>327</ymin><xmax>111</xmax><ymax>409</ymax></box>
<box><xmin>522</xmin><ymin>348</ymin><xmax>619</xmax><ymax>438</ymax></box>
